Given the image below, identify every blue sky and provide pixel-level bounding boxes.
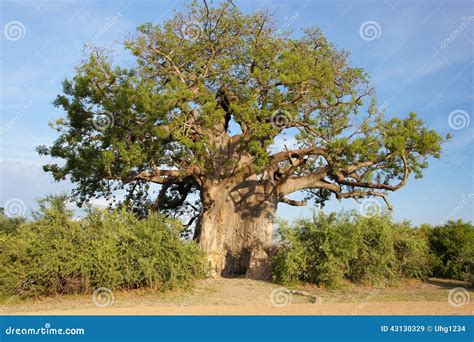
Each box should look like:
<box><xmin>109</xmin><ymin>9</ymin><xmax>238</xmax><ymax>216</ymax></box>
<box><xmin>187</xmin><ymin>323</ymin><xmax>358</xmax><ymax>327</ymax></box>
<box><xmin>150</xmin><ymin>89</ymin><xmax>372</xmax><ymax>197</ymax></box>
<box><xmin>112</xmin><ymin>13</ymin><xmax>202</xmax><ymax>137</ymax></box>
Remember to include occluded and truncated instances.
<box><xmin>0</xmin><ymin>0</ymin><xmax>473</xmax><ymax>225</ymax></box>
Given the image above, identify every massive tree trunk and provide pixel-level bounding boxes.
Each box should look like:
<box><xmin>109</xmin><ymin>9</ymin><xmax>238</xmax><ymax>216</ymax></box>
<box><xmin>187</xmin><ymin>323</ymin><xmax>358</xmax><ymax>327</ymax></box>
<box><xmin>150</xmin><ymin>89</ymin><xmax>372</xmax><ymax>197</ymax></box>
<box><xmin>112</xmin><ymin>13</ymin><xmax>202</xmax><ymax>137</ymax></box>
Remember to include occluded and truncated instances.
<box><xmin>195</xmin><ymin>179</ymin><xmax>277</xmax><ymax>279</ymax></box>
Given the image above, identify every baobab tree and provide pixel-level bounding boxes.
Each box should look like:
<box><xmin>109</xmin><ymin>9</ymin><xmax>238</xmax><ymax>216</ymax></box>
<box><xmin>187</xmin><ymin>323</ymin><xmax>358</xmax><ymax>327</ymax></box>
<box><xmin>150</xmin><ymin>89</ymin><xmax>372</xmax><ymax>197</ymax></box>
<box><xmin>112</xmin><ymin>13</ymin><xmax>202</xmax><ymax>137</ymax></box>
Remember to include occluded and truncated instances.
<box><xmin>39</xmin><ymin>1</ymin><xmax>443</xmax><ymax>278</ymax></box>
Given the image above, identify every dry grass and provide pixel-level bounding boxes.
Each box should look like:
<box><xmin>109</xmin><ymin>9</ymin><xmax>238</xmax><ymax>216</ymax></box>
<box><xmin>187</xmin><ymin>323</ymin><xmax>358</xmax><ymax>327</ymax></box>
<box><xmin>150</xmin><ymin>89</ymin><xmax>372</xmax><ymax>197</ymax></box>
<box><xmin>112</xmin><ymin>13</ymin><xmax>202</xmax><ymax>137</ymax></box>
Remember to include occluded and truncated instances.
<box><xmin>1</xmin><ymin>278</ymin><xmax>472</xmax><ymax>315</ymax></box>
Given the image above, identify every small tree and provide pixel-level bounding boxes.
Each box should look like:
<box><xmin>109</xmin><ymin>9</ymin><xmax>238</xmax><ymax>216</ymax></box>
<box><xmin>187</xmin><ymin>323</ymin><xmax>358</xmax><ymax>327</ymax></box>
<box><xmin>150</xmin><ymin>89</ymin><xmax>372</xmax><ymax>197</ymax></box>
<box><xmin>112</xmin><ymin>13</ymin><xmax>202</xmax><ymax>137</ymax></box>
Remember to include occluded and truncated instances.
<box><xmin>39</xmin><ymin>1</ymin><xmax>443</xmax><ymax>277</ymax></box>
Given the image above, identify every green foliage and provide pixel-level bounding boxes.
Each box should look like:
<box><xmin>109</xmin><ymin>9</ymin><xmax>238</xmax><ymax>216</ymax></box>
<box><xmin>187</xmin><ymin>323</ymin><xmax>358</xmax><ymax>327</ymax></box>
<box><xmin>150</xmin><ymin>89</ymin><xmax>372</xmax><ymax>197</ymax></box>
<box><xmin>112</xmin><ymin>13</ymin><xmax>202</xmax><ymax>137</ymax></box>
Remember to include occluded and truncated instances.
<box><xmin>273</xmin><ymin>213</ymin><xmax>357</xmax><ymax>287</ymax></box>
<box><xmin>272</xmin><ymin>219</ymin><xmax>307</xmax><ymax>285</ymax></box>
<box><xmin>428</xmin><ymin>220</ymin><xmax>474</xmax><ymax>283</ymax></box>
<box><xmin>0</xmin><ymin>197</ymin><xmax>207</xmax><ymax>298</ymax></box>
<box><xmin>392</xmin><ymin>222</ymin><xmax>432</xmax><ymax>280</ymax></box>
<box><xmin>273</xmin><ymin>211</ymin><xmax>436</xmax><ymax>287</ymax></box>
<box><xmin>347</xmin><ymin>216</ymin><xmax>397</xmax><ymax>285</ymax></box>
<box><xmin>0</xmin><ymin>215</ymin><xmax>26</xmax><ymax>235</ymax></box>
<box><xmin>37</xmin><ymin>1</ymin><xmax>444</xmax><ymax>215</ymax></box>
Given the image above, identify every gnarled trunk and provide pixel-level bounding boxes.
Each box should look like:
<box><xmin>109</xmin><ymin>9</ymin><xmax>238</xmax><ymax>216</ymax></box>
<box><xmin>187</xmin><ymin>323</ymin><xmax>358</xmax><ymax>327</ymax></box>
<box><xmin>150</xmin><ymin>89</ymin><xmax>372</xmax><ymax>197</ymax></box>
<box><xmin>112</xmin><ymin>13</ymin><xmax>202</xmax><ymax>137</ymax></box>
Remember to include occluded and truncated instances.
<box><xmin>196</xmin><ymin>181</ymin><xmax>277</xmax><ymax>279</ymax></box>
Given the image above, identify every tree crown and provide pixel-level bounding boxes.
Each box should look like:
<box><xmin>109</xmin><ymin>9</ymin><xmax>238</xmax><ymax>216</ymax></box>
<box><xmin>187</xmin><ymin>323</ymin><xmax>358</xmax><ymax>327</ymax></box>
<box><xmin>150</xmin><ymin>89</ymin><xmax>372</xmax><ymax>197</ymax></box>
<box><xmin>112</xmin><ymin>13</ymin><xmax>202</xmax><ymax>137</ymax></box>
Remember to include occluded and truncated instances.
<box><xmin>38</xmin><ymin>1</ymin><xmax>444</xmax><ymax>215</ymax></box>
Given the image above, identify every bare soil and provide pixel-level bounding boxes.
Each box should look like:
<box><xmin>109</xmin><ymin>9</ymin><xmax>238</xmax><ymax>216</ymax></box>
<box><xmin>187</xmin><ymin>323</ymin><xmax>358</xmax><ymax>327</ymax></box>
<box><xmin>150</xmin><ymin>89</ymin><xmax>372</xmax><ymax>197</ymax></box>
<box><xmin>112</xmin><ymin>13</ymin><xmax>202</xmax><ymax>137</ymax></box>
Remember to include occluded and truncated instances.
<box><xmin>1</xmin><ymin>278</ymin><xmax>472</xmax><ymax>315</ymax></box>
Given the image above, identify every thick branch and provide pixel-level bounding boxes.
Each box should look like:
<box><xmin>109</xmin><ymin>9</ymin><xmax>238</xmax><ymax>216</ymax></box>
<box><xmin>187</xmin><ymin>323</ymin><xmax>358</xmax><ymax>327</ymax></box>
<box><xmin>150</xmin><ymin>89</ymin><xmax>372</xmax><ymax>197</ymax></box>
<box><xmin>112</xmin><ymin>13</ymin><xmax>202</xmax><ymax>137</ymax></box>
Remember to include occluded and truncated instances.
<box><xmin>278</xmin><ymin>167</ymin><xmax>337</xmax><ymax>196</ymax></box>
<box><xmin>152</xmin><ymin>177</ymin><xmax>196</xmax><ymax>210</ymax></box>
<box><xmin>106</xmin><ymin>167</ymin><xmax>200</xmax><ymax>185</ymax></box>
<box><xmin>280</xmin><ymin>197</ymin><xmax>307</xmax><ymax>206</ymax></box>
<box><xmin>268</xmin><ymin>147</ymin><xmax>327</xmax><ymax>166</ymax></box>
<box><xmin>277</xmin><ymin>153</ymin><xmax>408</xmax><ymax>202</ymax></box>
<box><xmin>132</xmin><ymin>169</ymin><xmax>181</xmax><ymax>184</ymax></box>
<box><xmin>230</xmin><ymin>146</ymin><xmax>327</xmax><ymax>184</ymax></box>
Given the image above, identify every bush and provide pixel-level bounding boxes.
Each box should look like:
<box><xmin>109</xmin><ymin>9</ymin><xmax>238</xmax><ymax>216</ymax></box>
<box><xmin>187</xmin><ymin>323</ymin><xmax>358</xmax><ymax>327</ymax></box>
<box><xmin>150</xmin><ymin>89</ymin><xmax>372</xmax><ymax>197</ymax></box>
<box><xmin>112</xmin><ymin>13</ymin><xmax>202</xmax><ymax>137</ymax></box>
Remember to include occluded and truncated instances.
<box><xmin>347</xmin><ymin>216</ymin><xmax>397</xmax><ymax>285</ymax></box>
<box><xmin>273</xmin><ymin>212</ymin><xmax>357</xmax><ymax>286</ymax></box>
<box><xmin>392</xmin><ymin>222</ymin><xmax>432</xmax><ymax>280</ymax></box>
<box><xmin>428</xmin><ymin>220</ymin><xmax>474</xmax><ymax>283</ymax></box>
<box><xmin>272</xmin><ymin>219</ymin><xmax>308</xmax><ymax>285</ymax></box>
<box><xmin>0</xmin><ymin>196</ymin><xmax>207</xmax><ymax>297</ymax></box>
<box><xmin>273</xmin><ymin>211</ymin><xmax>433</xmax><ymax>287</ymax></box>
<box><xmin>0</xmin><ymin>215</ymin><xmax>26</xmax><ymax>235</ymax></box>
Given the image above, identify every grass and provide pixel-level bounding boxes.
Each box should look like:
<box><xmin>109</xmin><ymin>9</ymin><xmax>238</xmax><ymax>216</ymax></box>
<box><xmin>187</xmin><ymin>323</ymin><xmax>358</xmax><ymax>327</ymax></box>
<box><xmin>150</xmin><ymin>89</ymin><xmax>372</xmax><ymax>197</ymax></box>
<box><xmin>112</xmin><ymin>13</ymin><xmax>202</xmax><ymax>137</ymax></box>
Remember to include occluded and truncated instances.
<box><xmin>1</xmin><ymin>277</ymin><xmax>471</xmax><ymax>314</ymax></box>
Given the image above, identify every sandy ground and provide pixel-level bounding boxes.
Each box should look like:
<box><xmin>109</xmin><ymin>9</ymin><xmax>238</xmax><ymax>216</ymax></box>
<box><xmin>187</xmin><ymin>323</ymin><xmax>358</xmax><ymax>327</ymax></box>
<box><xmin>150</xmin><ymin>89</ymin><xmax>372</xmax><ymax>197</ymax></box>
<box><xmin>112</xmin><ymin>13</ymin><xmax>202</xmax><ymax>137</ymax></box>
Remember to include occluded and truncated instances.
<box><xmin>1</xmin><ymin>278</ymin><xmax>472</xmax><ymax>315</ymax></box>
<box><xmin>12</xmin><ymin>302</ymin><xmax>473</xmax><ymax>316</ymax></box>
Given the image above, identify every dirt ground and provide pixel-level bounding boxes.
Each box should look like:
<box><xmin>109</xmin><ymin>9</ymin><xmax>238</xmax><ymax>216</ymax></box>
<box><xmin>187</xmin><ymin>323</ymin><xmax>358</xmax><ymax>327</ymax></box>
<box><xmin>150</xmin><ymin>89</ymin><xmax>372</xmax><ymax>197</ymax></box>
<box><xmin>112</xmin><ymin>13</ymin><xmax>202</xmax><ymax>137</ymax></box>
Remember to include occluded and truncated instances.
<box><xmin>1</xmin><ymin>278</ymin><xmax>472</xmax><ymax>315</ymax></box>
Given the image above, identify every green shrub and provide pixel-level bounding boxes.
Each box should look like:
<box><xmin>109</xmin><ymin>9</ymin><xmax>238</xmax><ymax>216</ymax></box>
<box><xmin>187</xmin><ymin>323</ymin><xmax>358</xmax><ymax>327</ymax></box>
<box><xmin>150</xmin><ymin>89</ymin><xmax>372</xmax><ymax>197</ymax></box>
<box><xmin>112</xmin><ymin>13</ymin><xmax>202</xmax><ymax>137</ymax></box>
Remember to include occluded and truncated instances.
<box><xmin>273</xmin><ymin>211</ymin><xmax>434</xmax><ymax>287</ymax></box>
<box><xmin>0</xmin><ymin>215</ymin><xmax>26</xmax><ymax>235</ymax></box>
<box><xmin>272</xmin><ymin>219</ymin><xmax>307</xmax><ymax>285</ymax></box>
<box><xmin>0</xmin><ymin>196</ymin><xmax>207</xmax><ymax>298</ymax></box>
<box><xmin>428</xmin><ymin>220</ymin><xmax>474</xmax><ymax>282</ymax></box>
<box><xmin>274</xmin><ymin>212</ymin><xmax>358</xmax><ymax>287</ymax></box>
<box><xmin>392</xmin><ymin>222</ymin><xmax>432</xmax><ymax>280</ymax></box>
<box><xmin>347</xmin><ymin>216</ymin><xmax>397</xmax><ymax>285</ymax></box>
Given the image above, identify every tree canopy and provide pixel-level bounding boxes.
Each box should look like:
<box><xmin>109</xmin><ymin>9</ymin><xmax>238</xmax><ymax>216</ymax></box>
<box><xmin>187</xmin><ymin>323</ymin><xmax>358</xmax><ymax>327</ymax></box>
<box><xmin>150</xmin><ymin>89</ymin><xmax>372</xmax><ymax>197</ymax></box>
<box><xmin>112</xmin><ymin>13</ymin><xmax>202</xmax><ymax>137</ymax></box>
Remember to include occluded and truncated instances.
<box><xmin>38</xmin><ymin>1</ymin><xmax>444</xmax><ymax>222</ymax></box>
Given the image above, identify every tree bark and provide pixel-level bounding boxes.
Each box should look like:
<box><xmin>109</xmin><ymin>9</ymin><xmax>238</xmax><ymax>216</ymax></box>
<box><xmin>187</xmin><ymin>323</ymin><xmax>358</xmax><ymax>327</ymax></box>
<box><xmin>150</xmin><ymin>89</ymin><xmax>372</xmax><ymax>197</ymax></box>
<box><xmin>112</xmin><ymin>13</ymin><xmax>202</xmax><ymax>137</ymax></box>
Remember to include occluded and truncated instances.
<box><xmin>195</xmin><ymin>180</ymin><xmax>277</xmax><ymax>279</ymax></box>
